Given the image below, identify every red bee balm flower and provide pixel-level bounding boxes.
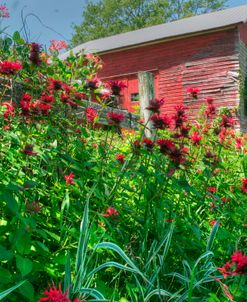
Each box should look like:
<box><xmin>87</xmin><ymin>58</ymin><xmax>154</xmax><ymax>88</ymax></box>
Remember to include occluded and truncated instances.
<box><xmin>0</xmin><ymin>60</ymin><xmax>22</xmax><ymax>75</ymax></box>
<box><xmin>218</xmin><ymin>250</ymin><xmax>247</xmax><ymax>278</ymax></box>
<box><xmin>116</xmin><ymin>154</ymin><xmax>125</xmax><ymax>164</ymax></box>
<box><xmin>0</xmin><ymin>5</ymin><xmax>10</xmax><ymax>17</ymax></box>
<box><xmin>107</xmin><ymin>80</ymin><xmax>126</xmax><ymax>95</ymax></box>
<box><xmin>191</xmin><ymin>131</ymin><xmax>202</xmax><ymax>145</ymax></box>
<box><xmin>146</xmin><ymin>98</ymin><xmax>165</xmax><ymax>113</ymax></box>
<box><xmin>38</xmin><ymin>282</ymin><xmax>70</xmax><ymax>302</ymax></box>
<box><xmin>102</xmin><ymin>207</ymin><xmax>119</xmax><ymax>217</ymax></box>
<box><xmin>107</xmin><ymin>112</ymin><xmax>125</xmax><ymax>124</ymax></box>
<box><xmin>85</xmin><ymin>107</ymin><xmax>98</xmax><ymax>123</ymax></box>
<box><xmin>64</xmin><ymin>172</ymin><xmax>75</xmax><ymax>185</ymax></box>
<box><xmin>150</xmin><ymin>114</ymin><xmax>172</xmax><ymax>129</ymax></box>
<box><xmin>186</xmin><ymin>87</ymin><xmax>200</xmax><ymax>98</ymax></box>
<box><xmin>49</xmin><ymin>40</ymin><xmax>68</xmax><ymax>52</ymax></box>
<box><xmin>241</xmin><ymin>178</ymin><xmax>247</xmax><ymax>193</ymax></box>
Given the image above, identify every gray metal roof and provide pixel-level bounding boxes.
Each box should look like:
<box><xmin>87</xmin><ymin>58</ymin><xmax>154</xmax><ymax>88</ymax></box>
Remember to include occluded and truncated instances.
<box><xmin>61</xmin><ymin>4</ymin><xmax>247</xmax><ymax>59</ymax></box>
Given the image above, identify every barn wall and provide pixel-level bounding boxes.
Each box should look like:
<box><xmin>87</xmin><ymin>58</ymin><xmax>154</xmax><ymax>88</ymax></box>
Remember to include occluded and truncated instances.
<box><xmin>99</xmin><ymin>28</ymin><xmax>239</xmax><ymax>117</ymax></box>
<box><xmin>238</xmin><ymin>23</ymin><xmax>247</xmax><ymax>132</ymax></box>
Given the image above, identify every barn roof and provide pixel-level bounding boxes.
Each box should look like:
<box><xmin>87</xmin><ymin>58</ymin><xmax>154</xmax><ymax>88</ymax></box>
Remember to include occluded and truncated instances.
<box><xmin>62</xmin><ymin>4</ymin><xmax>247</xmax><ymax>58</ymax></box>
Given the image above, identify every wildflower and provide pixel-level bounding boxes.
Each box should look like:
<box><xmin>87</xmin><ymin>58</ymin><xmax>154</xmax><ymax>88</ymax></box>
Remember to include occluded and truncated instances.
<box><xmin>206</xmin><ymin>97</ymin><xmax>214</xmax><ymax>104</ymax></box>
<box><xmin>218</xmin><ymin>250</ymin><xmax>247</xmax><ymax>278</ymax></box>
<box><xmin>64</xmin><ymin>172</ymin><xmax>75</xmax><ymax>185</ymax></box>
<box><xmin>107</xmin><ymin>112</ymin><xmax>125</xmax><ymax>125</ymax></box>
<box><xmin>210</xmin><ymin>219</ymin><xmax>217</xmax><ymax>226</ymax></box>
<box><xmin>86</xmin><ymin>75</ymin><xmax>101</xmax><ymax>89</ymax></box>
<box><xmin>36</xmin><ymin>102</ymin><xmax>52</xmax><ymax>115</ymax></box>
<box><xmin>207</xmin><ymin>187</ymin><xmax>217</xmax><ymax>193</ymax></box>
<box><xmin>102</xmin><ymin>207</ymin><xmax>119</xmax><ymax>217</ymax></box>
<box><xmin>107</xmin><ymin>80</ymin><xmax>126</xmax><ymax>95</ymax></box>
<box><xmin>48</xmin><ymin>78</ymin><xmax>63</xmax><ymax>91</ymax></box>
<box><xmin>38</xmin><ymin>282</ymin><xmax>70</xmax><ymax>302</ymax></box>
<box><xmin>0</xmin><ymin>4</ymin><xmax>9</xmax><ymax>18</ymax></box>
<box><xmin>116</xmin><ymin>154</ymin><xmax>125</xmax><ymax>164</ymax></box>
<box><xmin>74</xmin><ymin>92</ymin><xmax>87</xmax><ymax>100</ymax></box>
<box><xmin>1</xmin><ymin>101</ymin><xmax>15</xmax><ymax>120</ymax></box>
<box><xmin>146</xmin><ymin>98</ymin><xmax>165</xmax><ymax>113</ymax></box>
<box><xmin>99</xmin><ymin>88</ymin><xmax>111</xmax><ymax>100</ymax></box>
<box><xmin>156</xmin><ymin>139</ymin><xmax>176</xmax><ymax>155</ymax></box>
<box><xmin>29</xmin><ymin>43</ymin><xmax>42</xmax><ymax>65</ymax></box>
<box><xmin>205</xmin><ymin>104</ymin><xmax>216</xmax><ymax>118</ymax></box>
<box><xmin>173</xmin><ymin>105</ymin><xmax>187</xmax><ymax>128</ymax></box>
<box><xmin>0</xmin><ymin>60</ymin><xmax>22</xmax><ymax>75</ymax></box>
<box><xmin>150</xmin><ymin>114</ymin><xmax>172</xmax><ymax>129</ymax></box>
<box><xmin>49</xmin><ymin>40</ymin><xmax>68</xmax><ymax>52</ymax></box>
<box><xmin>40</xmin><ymin>94</ymin><xmax>54</xmax><ymax>103</ymax></box>
<box><xmin>26</xmin><ymin>201</ymin><xmax>43</xmax><ymax>214</ymax></box>
<box><xmin>240</xmin><ymin>178</ymin><xmax>247</xmax><ymax>193</ymax></box>
<box><xmin>235</xmin><ymin>137</ymin><xmax>244</xmax><ymax>150</ymax></box>
<box><xmin>22</xmin><ymin>144</ymin><xmax>37</xmax><ymax>156</ymax></box>
<box><xmin>220</xmin><ymin>115</ymin><xmax>235</xmax><ymax>128</ymax></box>
<box><xmin>142</xmin><ymin>138</ymin><xmax>154</xmax><ymax>150</ymax></box>
<box><xmin>186</xmin><ymin>87</ymin><xmax>200</xmax><ymax>98</ymax></box>
<box><xmin>191</xmin><ymin>131</ymin><xmax>202</xmax><ymax>145</ymax></box>
<box><xmin>85</xmin><ymin>107</ymin><xmax>98</xmax><ymax>123</ymax></box>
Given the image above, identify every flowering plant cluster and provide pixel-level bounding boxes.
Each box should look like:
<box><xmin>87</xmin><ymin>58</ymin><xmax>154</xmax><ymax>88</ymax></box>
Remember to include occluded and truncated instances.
<box><xmin>0</xmin><ymin>15</ymin><xmax>247</xmax><ymax>302</ymax></box>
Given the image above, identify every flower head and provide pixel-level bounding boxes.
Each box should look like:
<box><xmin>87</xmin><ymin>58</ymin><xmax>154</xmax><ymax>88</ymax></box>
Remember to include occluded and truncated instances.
<box><xmin>29</xmin><ymin>43</ymin><xmax>42</xmax><ymax>65</ymax></box>
<box><xmin>107</xmin><ymin>112</ymin><xmax>125</xmax><ymax>125</ymax></box>
<box><xmin>107</xmin><ymin>80</ymin><xmax>126</xmax><ymax>95</ymax></box>
<box><xmin>0</xmin><ymin>60</ymin><xmax>22</xmax><ymax>75</ymax></box>
<box><xmin>191</xmin><ymin>131</ymin><xmax>202</xmax><ymax>145</ymax></box>
<box><xmin>49</xmin><ymin>40</ymin><xmax>68</xmax><ymax>52</ymax></box>
<box><xmin>1</xmin><ymin>101</ymin><xmax>15</xmax><ymax>120</ymax></box>
<box><xmin>102</xmin><ymin>207</ymin><xmax>119</xmax><ymax>218</ymax></box>
<box><xmin>142</xmin><ymin>138</ymin><xmax>154</xmax><ymax>150</ymax></box>
<box><xmin>241</xmin><ymin>178</ymin><xmax>247</xmax><ymax>193</ymax></box>
<box><xmin>146</xmin><ymin>98</ymin><xmax>165</xmax><ymax>113</ymax></box>
<box><xmin>0</xmin><ymin>5</ymin><xmax>9</xmax><ymax>18</ymax></box>
<box><xmin>85</xmin><ymin>107</ymin><xmax>98</xmax><ymax>123</ymax></box>
<box><xmin>150</xmin><ymin>114</ymin><xmax>172</xmax><ymax>129</ymax></box>
<box><xmin>187</xmin><ymin>87</ymin><xmax>200</xmax><ymax>98</ymax></box>
<box><xmin>22</xmin><ymin>144</ymin><xmax>37</xmax><ymax>156</ymax></box>
<box><xmin>64</xmin><ymin>172</ymin><xmax>75</xmax><ymax>185</ymax></box>
<box><xmin>116</xmin><ymin>154</ymin><xmax>125</xmax><ymax>164</ymax></box>
<box><xmin>38</xmin><ymin>282</ymin><xmax>70</xmax><ymax>302</ymax></box>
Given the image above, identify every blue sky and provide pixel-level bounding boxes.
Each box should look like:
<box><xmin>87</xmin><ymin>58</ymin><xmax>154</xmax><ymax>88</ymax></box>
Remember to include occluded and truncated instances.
<box><xmin>1</xmin><ymin>0</ymin><xmax>247</xmax><ymax>48</ymax></box>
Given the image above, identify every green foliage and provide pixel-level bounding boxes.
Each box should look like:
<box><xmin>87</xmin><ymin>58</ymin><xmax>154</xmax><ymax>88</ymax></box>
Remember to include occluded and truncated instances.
<box><xmin>71</xmin><ymin>0</ymin><xmax>227</xmax><ymax>45</ymax></box>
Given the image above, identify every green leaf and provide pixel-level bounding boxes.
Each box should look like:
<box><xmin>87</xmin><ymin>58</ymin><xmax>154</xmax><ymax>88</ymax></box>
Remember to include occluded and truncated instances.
<box><xmin>0</xmin><ymin>268</ymin><xmax>12</xmax><ymax>284</ymax></box>
<box><xmin>2</xmin><ymin>192</ymin><xmax>18</xmax><ymax>214</ymax></box>
<box><xmin>16</xmin><ymin>255</ymin><xmax>33</xmax><ymax>276</ymax></box>
<box><xmin>18</xmin><ymin>281</ymin><xmax>34</xmax><ymax>301</ymax></box>
<box><xmin>0</xmin><ymin>280</ymin><xmax>26</xmax><ymax>300</ymax></box>
<box><xmin>0</xmin><ymin>245</ymin><xmax>13</xmax><ymax>261</ymax></box>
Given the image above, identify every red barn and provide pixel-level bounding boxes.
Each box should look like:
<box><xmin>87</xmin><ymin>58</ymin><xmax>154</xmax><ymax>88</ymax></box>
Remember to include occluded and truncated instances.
<box><xmin>64</xmin><ymin>4</ymin><xmax>247</xmax><ymax>131</ymax></box>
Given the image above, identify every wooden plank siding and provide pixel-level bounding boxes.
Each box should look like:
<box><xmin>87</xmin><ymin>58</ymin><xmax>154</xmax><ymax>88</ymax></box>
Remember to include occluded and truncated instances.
<box><xmin>99</xmin><ymin>27</ymin><xmax>243</xmax><ymax>125</ymax></box>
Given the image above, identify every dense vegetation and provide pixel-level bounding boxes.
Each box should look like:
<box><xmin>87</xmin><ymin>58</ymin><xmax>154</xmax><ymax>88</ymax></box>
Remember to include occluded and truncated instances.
<box><xmin>0</xmin><ymin>5</ymin><xmax>247</xmax><ymax>302</ymax></box>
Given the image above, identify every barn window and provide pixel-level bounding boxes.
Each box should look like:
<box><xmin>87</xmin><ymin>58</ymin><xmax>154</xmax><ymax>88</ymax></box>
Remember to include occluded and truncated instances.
<box><xmin>131</xmin><ymin>93</ymin><xmax>139</xmax><ymax>102</ymax></box>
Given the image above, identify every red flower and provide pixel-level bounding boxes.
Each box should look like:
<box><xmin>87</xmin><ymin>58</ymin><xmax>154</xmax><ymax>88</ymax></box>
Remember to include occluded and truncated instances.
<box><xmin>150</xmin><ymin>114</ymin><xmax>172</xmax><ymax>129</ymax></box>
<box><xmin>206</xmin><ymin>97</ymin><xmax>214</xmax><ymax>104</ymax></box>
<box><xmin>36</xmin><ymin>102</ymin><xmax>52</xmax><ymax>115</ymax></box>
<box><xmin>173</xmin><ymin>105</ymin><xmax>187</xmax><ymax>128</ymax></box>
<box><xmin>48</xmin><ymin>78</ymin><xmax>63</xmax><ymax>91</ymax></box>
<box><xmin>86</xmin><ymin>75</ymin><xmax>101</xmax><ymax>89</ymax></box>
<box><xmin>22</xmin><ymin>144</ymin><xmax>37</xmax><ymax>156</ymax></box>
<box><xmin>29</xmin><ymin>43</ymin><xmax>42</xmax><ymax>65</ymax></box>
<box><xmin>218</xmin><ymin>250</ymin><xmax>247</xmax><ymax>278</ymax></box>
<box><xmin>102</xmin><ymin>207</ymin><xmax>119</xmax><ymax>217</ymax></box>
<box><xmin>0</xmin><ymin>60</ymin><xmax>22</xmax><ymax>75</ymax></box>
<box><xmin>116</xmin><ymin>154</ymin><xmax>125</xmax><ymax>164</ymax></box>
<box><xmin>64</xmin><ymin>172</ymin><xmax>75</xmax><ymax>185</ymax></box>
<box><xmin>235</xmin><ymin>137</ymin><xmax>244</xmax><ymax>150</ymax></box>
<box><xmin>85</xmin><ymin>107</ymin><xmax>98</xmax><ymax>123</ymax></box>
<box><xmin>146</xmin><ymin>98</ymin><xmax>165</xmax><ymax>113</ymax></box>
<box><xmin>107</xmin><ymin>112</ymin><xmax>125</xmax><ymax>124</ymax></box>
<box><xmin>142</xmin><ymin>138</ymin><xmax>154</xmax><ymax>150</ymax></box>
<box><xmin>40</xmin><ymin>94</ymin><xmax>54</xmax><ymax>103</ymax></box>
<box><xmin>0</xmin><ymin>5</ymin><xmax>10</xmax><ymax>18</ymax></box>
<box><xmin>38</xmin><ymin>282</ymin><xmax>70</xmax><ymax>302</ymax></box>
<box><xmin>49</xmin><ymin>40</ymin><xmax>68</xmax><ymax>52</ymax></box>
<box><xmin>205</xmin><ymin>104</ymin><xmax>216</xmax><ymax>118</ymax></box>
<box><xmin>191</xmin><ymin>131</ymin><xmax>202</xmax><ymax>145</ymax></box>
<box><xmin>241</xmin><ymin>178</ymin><xmax>247</xmax><ymax>193</ymax></box>
<box><xmin>186</xmin><ymin>87</ymin><xmax>200</xmax><ymax>98</ymax></box>
<box><xmin>207</xmin><ymin>187</ymin><xmax>217</xmax><ymax>193</ymax></box>
<box><xmin>220</xmin><ymin>115</ymin><xmax>235</xmax><ymax>128</ymax></box>
<box><xmin>156</xmin><ymin>139</ymin><xmax>176</xmax><ymax>154</ymax></box>
<box><xmin>1</xmin><ymin>101</ymin><xmax>15</xmax><ymax>120</ymax></box>
<box><xmin>107</xmin><ymin>80</ymin><xmax>126</xmax><ymax>95</ymax></box>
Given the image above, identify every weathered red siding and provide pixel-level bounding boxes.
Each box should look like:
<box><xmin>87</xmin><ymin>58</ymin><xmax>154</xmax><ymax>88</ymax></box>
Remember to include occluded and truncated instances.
<box><xmin>99</xmin><ymin>28</ymin><xmax>240</xmax><ymax>118</ymax></box>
